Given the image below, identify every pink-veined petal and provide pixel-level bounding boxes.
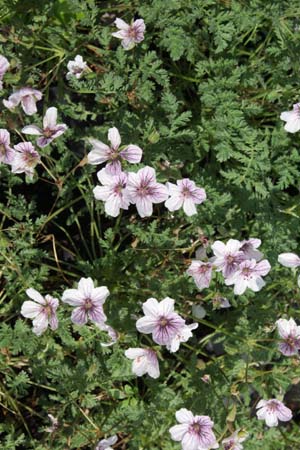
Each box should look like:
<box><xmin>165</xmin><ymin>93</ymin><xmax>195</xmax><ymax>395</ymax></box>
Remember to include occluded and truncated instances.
<box><xmin>62</xmin><ymin>289</ymin><xmax>85</xmax><ymax>306</ymax></box>
<box><xmin>21</xmin><ymin>301</ymin><xmax>42</xmax><ymax>318</ymax></box>
<box><xmin>108</xmin><ymin>127</ymin><xmax>121</xmax><ymax>149</ymax></box>
<box><xmin>43</xmin><ymin>107</ymin><xmax>57</xmax><ymax>129</ymax></box>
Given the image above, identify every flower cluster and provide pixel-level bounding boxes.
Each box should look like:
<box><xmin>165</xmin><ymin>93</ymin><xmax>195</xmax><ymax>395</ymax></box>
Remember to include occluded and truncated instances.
<box><xmin>21</xmin><ymin>278</ymin><xmax>116</xmax><ymax>346</ymax></box>
<box><xmin>88</xmin><ymin>127</ymin><xmax>206</xmax><ymax>218</ymax></box>
<box><xmin>0</xmin><ymin>64</ymin><xmax>67</xmax><ymax>178</ymax></box>
<box><xmin>187</xmin><ymin>238</ymin><xmax>271</xmax><ymax>295</ymax></box>
<box><xmin>125</xmin><ymin>297</ymin><xmax>198</xmax><ymax>379</ymax></box>
<box><xmin>5</xmin><ymin>12</ymin><xmax>299</xmax><ymax>449</ymax></box>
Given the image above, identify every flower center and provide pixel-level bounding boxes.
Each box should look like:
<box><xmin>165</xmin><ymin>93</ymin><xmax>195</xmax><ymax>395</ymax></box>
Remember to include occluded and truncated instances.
<box><xmin>24</xmin><ymin>153</ymin><xmax>38</xmax><ymax>167</ymax></box>
<box><xmin>114</xmin><ymin>182</ymin><xmax>125</xmax><ymax>194</ymax></box>
<box><xmin>189</xmin><ymin>421</ymin><xmax>202</xmax><ymax>435</ymax></box>
<box><xmin>128</xmin><ymin>26</ymin><xmax>137</xmax><ymax>38</ymax></box>
<box><xmin>43</xmin><ymin>305</ymin><xmax>52</xmax><ymax>317</ymax></box>
<box><xmin>242</xmin><ymin>267</ymin><xmax>252</xmax><ymax>278</ymax></box>
<box><xmin>44</xmin><ymin>128</ymin><xmax>53</xmax><ymax>138</ymax></box>
<box><xmin>159</xmin><ymin>316</ymin><xmax>169</xmax><ymax>327</ymax></box>
<box><xmin>286</xmin><ymin>336</ymin><xmax>296</xmax><ymax>347</ymax></box>
<box><xmin>85</xmin><ymin>298</ymin><xmax>93</xmax><ymax>310</ymax></box>
<box><xmin>137</xmin><ymin>185</ymin><xmax>149</xmax><ymax>196</ymax></box>
<box><xmin>182</xmin><ymin>187</ymin><xmax>191</xmax><ymax>198</ymax></box>
<box><xmin>226</xmin><ymin>255</ymin><xmax>235</xmax><ymax>264</ymax></box>
<box><xmin>267</xmin><ymin>400</ymin><xmax>278</xmax><ymax>412</ymax></box>
<box><xmin>224</xmin><ymin>441</ymin><xmax>234</xmax><ymax>450</ymax></box>
<box><xmin>198</xmin><ymin>265</ymin><xmax>209</xmax><ymax>274</ymax></box>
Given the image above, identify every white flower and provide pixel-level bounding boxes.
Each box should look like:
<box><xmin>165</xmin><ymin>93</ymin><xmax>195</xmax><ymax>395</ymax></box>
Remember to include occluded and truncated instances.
<box><xmin>276</xmin><ymin>318</ymin><xmax>300</xmax><ymax>356</ymax></box>
<box><xmin>21</xmin><ymin>288</ymin><xmax>59</xmax><ymax>336</ymax></box>
<box><xmin>211</xmin><ymin>239</ymin><xmax>244</xmax><ymax>278</ymax></box>
<box><xmin>127</xmin><ymin>166</ymin><xmax>168</xmax><ymax>218</ymax></box>
<box><xmin>93</xmin><ymin>168</ymin><xmax>130</xmax><ymax>217</ymax></box>
<box><xmin>256</xmin><ymin>399</ymin><xmax>292</xmax><ymax>427</ymax></box>
<box><xmin>125</xmin><ymin>348</ymin><xmax>160</xmax><ymax>378</ymax></box>
<box><xmin>225</xmin><ymin>259</ymin><xmax>271</xmax><ymax>295</ymax></box>
<box><xmin>3</xmin><ymin>87</ymin><xmax>42</xmax><ymax>115</ymax></box>
<box><xmin>22</xmin><ymin>107</ymin><xmax>67</xmax><ymax>148</ymax></box>
<box><xmin>169</xmin><ymin>408</ymin><xmax>219</xmax><ymax>450</ymax></box>
<box><xmin>11</xmin><ymin>141</ymin><xmax>41</xmax><ymax>178</ymax></box>
<box><xmin>95</xmin><ymin>435</ymin><xmax>118</xmax><ymax>450</ymax></box>
<box><xmin>278</xmin><ymin>252</ymin><xmax>300</xmax><ymax>268</ymax></box>
<box><xmin>88</xmin><ymin>127</ymin><xmax>142</xmax><ymax>174</ymax></box>
<box><xmin>66</xmin><ymin>55</ymin><xmax>88</xmax><ymax>79</ymax></box>
<box><xmin>186</xmin><ymin>261</ymin><xmax>213</xmax><ymax>290</ymax></box>
<box><xmin>280</xmin><ymin>103</ymin><xmax>300</xmax><ymax>133</ymax></box>
<box><xmin>62</xmin><ymin>277</ymin><xmax>109</xmax><ymax>326</ymax></box>
<box><xmin>112</xmin><ymin>18</ymin><xmax>145</xmax><ymax>50</ymax></box>
<box><xmin>136</xmin><ymin>297</ymin><xmax>185</xmax><ymax>346</ymax></box>
<box><xmin>222</xmin><ymin>430</ymin><xmax>248</xmax><ymax>450</ymax></box>
<box><xmin>165</xmin><ymin>178</ymin><xmax>206</xmax><ymax>216</ymax></box>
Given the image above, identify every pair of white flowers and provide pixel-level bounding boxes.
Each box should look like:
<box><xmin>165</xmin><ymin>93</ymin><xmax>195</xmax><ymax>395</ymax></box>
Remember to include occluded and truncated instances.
<box><xmin>20</xmin><ymin>278</ymin><xmax>116</xmax><ymax>346</ymax></box>
<box><xmin>125</xmin><ymin>297</ymin><xmax>198</xmax><ymax>380</ymax></box>
<box><xmin>0</xmin><ymin>107</ymin><xmax>67</xmax><ymax>178</ymax></box>
<box><xmin>187</xmin><ymin>238</ymin><xmax>271</xmax><ymax>296</ymax></box>
<box><xmin>169</xmin><ymin>399</ymin><xmax>292</xmax><ymax>450</ymax></box>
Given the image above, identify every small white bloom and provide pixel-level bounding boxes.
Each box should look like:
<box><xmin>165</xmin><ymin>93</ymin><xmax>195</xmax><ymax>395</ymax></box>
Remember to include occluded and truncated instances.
<box><xmin>169</xmin><ymin>409</ymin><xmax>219</xmax><ymax>450</ymax></box>
<box><xmin>222</xmin><ymin>430</ymin><xmax>248</xmax><ymax>450</ymax></box>
<box><xmin>21</xmin><ymin>288</ymin><xmax>59</xmax><ymax>336</ymax></box>
<box><xmin>211</xmin><ymin>239</ymin><xmax>244</xmax><ymax>278</ymax></box>
<box><xmin>276</xmin><ymin>318</ymin><xmax>300</xmax><ymax>356</ymax></box>
<box><xmin>278</xmin><ymin>252</ymin><xmax>300</xmax><ymax>268</ymax></box>
<box><xmin>280</xmin><ymin>103</ymin><xmax>300</xmax><ymax>133</ymax></box>
<box><xmin>11</xmin><ymin>142</ymin><xmax>41</xmax><ymax>178</ymax></box>
<box><xmin>93</xmin><ymin>168</ymin><xmax>130</xmax><ymax>217</ymax></box>
<box><xmin>256</xmin><ymin>399</ymin><xmax>292</xmax><ymax>427</ymax></box>
<box><xmin>66</xmin><ymin>55</ymin><xmax>88</xmax><ymax>79</ymax></box>
<box><xmin>112</xmin><ymin>18</ymin><xmax>145</xmax><ymax>50</ymax></box>
<box><xmin>22</xmin><ymin>107</ymin><xmax>67</xmax><ymax>148</ymax></box>
<box><xmin>3</xmin><ymin>87</ymin><xmax>42</xmax><ymax>115</ymax></box>
<box><xmin>165</xmin><ymin>178</ymin><xmax>206</xmax><ymax>216</ymax></box>
<box><xmin>125</xmin><ymin>348</ymin><xmax>160</xmax><ymax>378</ymax></box>
<box><xmin>95</xmin><ymin>435</ymin><xmax>118</xmax><ymax>450</ymax></box>
<box><xmin>225</xmin><ymin>259</ymin><xmax>271</xmax><ymax>295</ymax></box>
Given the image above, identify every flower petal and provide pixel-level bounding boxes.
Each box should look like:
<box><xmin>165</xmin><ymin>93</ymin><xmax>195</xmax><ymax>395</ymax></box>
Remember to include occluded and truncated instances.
<box><xmin>175</xmin><ymin>408</ymin><xmax>194</xmax><ymax>424</ymax></box>
<box><xmin>21</xmin><ymin>301</ymin><xmax>42</xmax><ymax>318</ymax></box>
<box><xmin>22</xmin><ymin>125</ymin><xmax>42</xmax><ymax>135</ymax></box>
<box><xmin>26</xmin><ymin>288</ymin><xmax>45</xmax><ymax>304</ymax></box>
<box><xmin>120</xmin><ymin>144</ymin><xmax>143</xmax><ymax>163</ymax></box>
<box><xmin>43</xmin><ymin>107</ymin><xmax>57</xmax><ymax>129</ymax></box>
<box><xmin>108</xmin><ymin>127</ymin><xmax>121</xmax><ymax>149</ymax></box>
<box><xmin>71</xmin><ymin>307</ymin><xmax>87</xmax><ymax>325</ymax></box>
